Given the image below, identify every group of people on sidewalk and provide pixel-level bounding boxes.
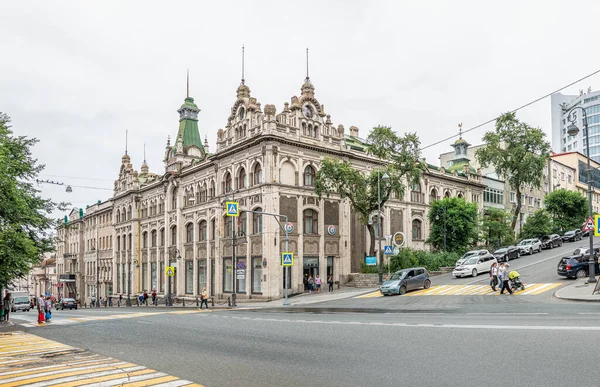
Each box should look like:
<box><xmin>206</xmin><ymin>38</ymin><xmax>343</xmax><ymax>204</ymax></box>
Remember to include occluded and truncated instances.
<box><xmin>305</xmin><ymin>275</ymin><xmax>334</xmax><ymax>293</ymax></box>
<box><xmin>489</xmin><ymin>262</ymin><xmax>515</xmax><ymax>294</ymax></box>
<box><xmin>36</xmin><ymin>295</ymin><xmax>53</xmax><ymax>323</ymax></box>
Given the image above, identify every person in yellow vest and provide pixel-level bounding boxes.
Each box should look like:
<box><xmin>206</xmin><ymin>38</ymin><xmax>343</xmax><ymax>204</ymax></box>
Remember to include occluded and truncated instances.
<box><xmin>200</xmin><ymin>288</ymin><xmax>209</xmax><ymax>309</ymax></box>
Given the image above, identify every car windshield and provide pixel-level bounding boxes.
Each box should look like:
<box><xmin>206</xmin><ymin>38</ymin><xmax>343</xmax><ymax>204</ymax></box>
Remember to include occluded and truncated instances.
<box><xmin>63</xmin><ymin>298</ymin><xmax>75</xmax><ymax>302</ymax></box>
<box><xmin>14</xmin><ymin>297</ymin><xmax>29</xmax><ymax>303</ymax></box>
<box><xmin>494</xmin><ymin>249</ymin><xmax>507</xmax><ymax>254</ymax></box>
<box><xmin>461</xmin><ymin>252</ymin><xmax>477</xmax><ymax>259</ymax></box>
<box><xmin>464</xmin><ymin>257</ymin><xmax>479</xmax><ymax>265</ymax></box>
<box><xmin>565</xmin><ymin>231</ymin><xmax>574</xmax><ymax>235</ymax></box>
<box><xmin>390</xmin><ymin>271</ymin><xmax>406</xmax><ymax>281</ymax></box>
<box><xmin>519</xmin><ymin>240</ymin><xmax>532</xmax><ymax>245</ymax></box>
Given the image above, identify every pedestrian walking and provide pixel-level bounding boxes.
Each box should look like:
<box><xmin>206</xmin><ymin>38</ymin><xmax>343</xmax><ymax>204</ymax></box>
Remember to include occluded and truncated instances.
<box><xmin>45</xmin><ymin>297</ymin><xmax>52</xmax><ymax>321</ymax></box>
<box><xmin>315</xmin><ymin>275</ymin><xmax>322</xmax><ymax>292</ymax></box>
<box><xmin>108</xmin><ymin>296</ymin><xmax>113</xmax><ymax>307</ymax></box>
<box><xmin>200</xmin><ymin>287</ymin><xmax>209</xmax><ymax>309</ymax></box>
<box><xmin>118</xmin><ymin>294</ymin><xmax>123</xmax><ymax>307</ymax></box>
<box><xmin>500</xmin><ymin>263</ymin><xmax>513</xmax><ymax>294</ymax></box>
<box><xmin>143</xmin><ymin>291</ymin><xmax>148</xmax><ymax>306</ymax></box>
<box><xmin>307</xmin><ymin>276</ymin><xmax>314</xmax><ymax>293</ymax></box>
<box><xmin>151</xmin><ymin>290</ymin><xmax>157</xmax><ymax>306</ymax></box>
<box><xmin>138</xmin><ymin>293</ymin><xmax>143</xmax><ymax>306</ymax></box>
<box><xmin>497</xmin><ymin>263</ymin><xmax>504</xmax><ymax>291</ymax></box>
<box><xmin>490</xmin><ymin>262</ymin><xmax>499</xmax><ymax>291</ymax></box>
<box><xmin>327</xmin><ymin>275</ymin><xmax>334</xmax><ymax>293</ymax></box>
<box><xmin>37</xmin><ymin>295</ymin><xmax>45</xmax><ymax>323</ymax></box>
<box><xmin>2</xmin><ymin>293</ymin><xmax>11</xmax><ymax>322</ymax></box>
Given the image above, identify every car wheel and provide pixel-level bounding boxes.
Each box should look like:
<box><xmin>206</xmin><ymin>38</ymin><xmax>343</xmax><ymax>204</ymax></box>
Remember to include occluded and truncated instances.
<box><xmin>517</xmin><ymin>251</ymin><xmax>520</xmax><ymax>258</ymax></box>
<box><xmin>506</xmin><ymin>256</ymin><xmax>509</xmax><ymax>262</ymax></box>
<box><xmin>529</xmin><ymin>248</ymin><xmax>533</xmax><ymax>255</ymax></box>
<box><xmin>424</xmin><ymin>279</ymin><xmax>431</xmax><ymax>289</ymax></box>
<box><xmin>399</xmin><ymin>285</ymin><xmax>407</xmax><ymax>295</ymax></box>
<box><xmin>472</xmin><ymin>269</ymin><xmax>478</xmax><ymax>277</ymax></box>
<box><xmin>576</xmin><ymin>269</ymin><xmax>587</xmax><ymax>279</ymax></box>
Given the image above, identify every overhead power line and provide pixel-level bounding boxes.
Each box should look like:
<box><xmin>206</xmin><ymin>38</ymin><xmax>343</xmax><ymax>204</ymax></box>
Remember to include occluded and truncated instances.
<box><xmin>420</xmin><ymin>68</ymin><xmax>600</xmax><ymax>151</ymax></box>
<box><xmin>40</xmin><ymin>174</ymin><xmax>114</xmax><ymax>182</ymax></box>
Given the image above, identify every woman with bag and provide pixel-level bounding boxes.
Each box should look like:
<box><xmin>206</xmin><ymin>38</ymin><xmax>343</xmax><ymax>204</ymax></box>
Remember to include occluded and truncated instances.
<box><xmin>45</xmin><ymin>297</ymin><xmax>52</xmax><ymax>321</ymax></box>
<box><xmin>3</xmin><ymin>293</ymin><xmax>12</xmax><ymax>322</ymax></box>
<box><xmin>37</xmin><ymin>296</ymin><xmax>45</xmax><ymax>324</ymax></box>
<box><xmin>490</xmin><ymin>262</ymin><xmax>499</xmax><ymax>292</ymax></box>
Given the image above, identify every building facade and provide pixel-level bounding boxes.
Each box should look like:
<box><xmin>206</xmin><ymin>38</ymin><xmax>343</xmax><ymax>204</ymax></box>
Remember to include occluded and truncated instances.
<box><xmin>56</xmin><ymin>76</ymin><xmax>486</xmax><ymax>302</ymax></box>
<box><xmin>550</xmin><ymin>152</ymin><xmax>600</xmax><ymax>214</ymax></box>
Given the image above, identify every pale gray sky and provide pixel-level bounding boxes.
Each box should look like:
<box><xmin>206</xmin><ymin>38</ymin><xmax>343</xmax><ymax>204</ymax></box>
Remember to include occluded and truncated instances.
<box><xmin>2</xmin><ymin>0</ymin><xmax>600</xmax><ymax>218</ymax></box>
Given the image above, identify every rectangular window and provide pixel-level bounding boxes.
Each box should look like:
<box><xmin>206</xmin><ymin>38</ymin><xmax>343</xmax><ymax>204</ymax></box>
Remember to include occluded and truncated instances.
<box><xmin>160</xmin><ymin>262</ymin><xmax>165</xmax><ymax>292</ymax></box>
<box><xmin>553</xmin><ymin>169</ymin><xmax>557</xmax><ymax>177</ymax></box>
<box><xmin>528</xmin><ymin>197</ymin><xmax>533</xmax><ymax>206</ymax></box>
<box><xmin>116</xmin><ymin>265</ymin><xmax>120</xmax><ymax>293</ymax></box>
<box><xmin>236</xmin><ymin>258</ymin><xmax>246</xmax><ymax>294</ymax></box>
<box><xmin>185</xmin><ymin>261</ymin><xmax>194</xmax><ymax>294</ymax></box>
<box><xmin>122</xmin><ymin>263</ymin><xmax>126</xmax><ymax>294</ymax></box>
<box><xmin>197</xmin><ymin>259</ymin><xmax>207</xmax><ymax>295</ymax></box>
<box><xmin>510</xmin><ymin>192</ymin><xmax>515</xmax><ymax>203</ymax></box>
<box><xmin>151</xmin><ymin>262</ymin><xmax>157</xmax><ymax>292</ymax></box>
<box><xmin>142</xmin><ymin>263</ymin><xmax>147</xmax><ymax>291</ymax></box>
<box><xmin>223</xmin><ymin>258</ymin><xmax>233</xmax><ymax>292</ymax></box>
<box><xmin>251</xmin><ymin>257</ymin><xmax>263</xmax><ymax>294</ymax></box>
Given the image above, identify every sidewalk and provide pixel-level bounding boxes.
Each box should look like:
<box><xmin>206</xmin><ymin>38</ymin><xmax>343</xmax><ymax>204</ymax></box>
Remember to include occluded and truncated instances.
<box><xmin>267</xmin><ymin>286</ymin><xmax>378</xmax><ymax>307</ymax></box>
<box><xmin>554</xmin><ymin>278</ymin><xmax>600</xmax><ymax>302</ymax></box>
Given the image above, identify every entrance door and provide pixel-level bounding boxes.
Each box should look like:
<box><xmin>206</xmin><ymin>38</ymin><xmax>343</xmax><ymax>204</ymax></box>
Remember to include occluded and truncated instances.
<box><xmin>303</xmin><ymin>257</ymin><xmax>319</xmax><ymax>291</ymax></box>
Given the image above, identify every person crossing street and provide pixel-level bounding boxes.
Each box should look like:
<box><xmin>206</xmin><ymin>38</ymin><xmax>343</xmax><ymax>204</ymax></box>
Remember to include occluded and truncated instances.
<box><xmin>499</xmin><ymin>263</ymin><xmax>513</xmax><ymax>295</ymax></box>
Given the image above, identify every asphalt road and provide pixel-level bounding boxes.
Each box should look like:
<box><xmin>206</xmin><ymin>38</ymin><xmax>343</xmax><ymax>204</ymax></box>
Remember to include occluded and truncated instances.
<box><xmin>17</xmin><ymin>307</ymin><xmax>600</xmax><ymax>387</ymax></box>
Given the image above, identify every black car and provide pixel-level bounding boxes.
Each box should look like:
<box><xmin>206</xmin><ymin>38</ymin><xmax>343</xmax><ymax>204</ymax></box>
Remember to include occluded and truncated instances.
<box><xmin>58</xmin><ymin>298</ymin><xmax>77</xmax><ymax>310</ymax></box>
<box><xmin>541</xmin><ymin>234</ymin><xmax>563</xmax><ymax>249</ymax></box>
<box><xmin>562</xmin><ymin>229</ymin><xmax>583</xmax><ymax>242</ymax></box>
<box><xmin>557</xmin><ymin>247</ymin><xmax>600</xmax><ymax>279</ymax></box>
<box><xmin>493</xmin><ymin>246</ymin><xmax>520</xmax><ymax>262</ymax></box>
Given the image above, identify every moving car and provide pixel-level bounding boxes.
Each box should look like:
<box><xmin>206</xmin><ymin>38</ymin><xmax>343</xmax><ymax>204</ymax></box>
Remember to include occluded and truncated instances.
<box><xmin>562</xmin><ymin>229</ymin><xmax>583</xmax><ymax>242</ymax></box>
<box><xmin>10</xmin><ymin>291</ymin><xmax>31</xmax><ymax>312</ymax></box>
<box><xmin>518</xmin><ymin>238</ymin><xmax>542</xmax><ymax>255</ymax></box>
<box><xmin>493</xmin><ymin>246</ymin><xmax>520</xmax><ymax>262</ymax></box>
<box><xmin>453</xmin><ymin>255</ymin><xmax>497</xmax><ymax>278</ymax></box>
<box><xmin>455</xmin><ymin>250</ymin><xmax>491</xmax><ymax>266</ymax></box>
<box><xmin>557</xmin><ymin>247</ymin><xmax>600</xmax><ymax>279</ymax></box>
<box><xmin>541</xmin><ymin>234</ymin><xmax>562</xmax><ymax>249</ymax></box>
<box><xmin>380</xmin><ymin>268</ymin><xmax>431</xmax><ymax>296</ymax></box>
<box><xmin>57</xmin><ymin>298</ymin><xmax>78</xmax><ymax>310</ymax></box>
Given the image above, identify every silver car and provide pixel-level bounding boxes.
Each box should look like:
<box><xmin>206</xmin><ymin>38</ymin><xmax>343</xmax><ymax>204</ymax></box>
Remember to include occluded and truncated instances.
<box><xmin>456</xmin><ymin>249</ymin><xmax>492</xmax><ymax>266</ymax></box>
<box><xmin>518</xmin><ymin>238</ymin><xmax>542</xmax><ymax>255</ymax></box>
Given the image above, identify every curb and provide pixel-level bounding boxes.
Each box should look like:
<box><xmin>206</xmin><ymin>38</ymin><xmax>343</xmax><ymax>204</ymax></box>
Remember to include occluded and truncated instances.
<box><xmin>553</xmin><ymin>290</ymin><xmax>600</xmax><ymax>302</ymax></box>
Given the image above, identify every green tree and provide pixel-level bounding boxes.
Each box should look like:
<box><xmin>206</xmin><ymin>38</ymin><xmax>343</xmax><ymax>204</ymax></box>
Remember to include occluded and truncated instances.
<box><xmin>0</xmin><ymin>112</ymin><xmax>63</xmax><ymax>290</ymax></box>
<box><xmin>427</xmin><ymin>197</ymin><xmax>478</xmax><ymax>253</ymax></box>
<box><xmin>544</xmin><ymin>189</ymin><xmax>587</xmax><ymax>233</ymax></box>
<box><xmin>315</xmin><ymin>126</ymin><xmax>425</xmax><ymax>257</ymax></box>
<box><xmin>520</xmin><ymin>209</ymin><xmax>552</xmax><ymax>239</ymax></box>
<box><xmin>475</xmin><ymin>112</ymin><xmax>550</xmax><ymax>230</ymax></box>
<box><xmin>480</xmin><ymin>208</ymin><xmax>513</xmax><ymax>248</ymax></box>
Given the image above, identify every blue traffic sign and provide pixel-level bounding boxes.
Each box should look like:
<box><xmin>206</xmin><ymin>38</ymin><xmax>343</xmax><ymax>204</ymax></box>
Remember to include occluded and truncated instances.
<box><xmin>226</xmin><ymin>201</ymin><xmax>239</xmax><ymax>217</ymax></box>
<box><xmin>282</xmin><ymin>252</ymin><xmax>294</xmax><ymax>266</ymax></box>
<box><xmin>384</xmin><ymin>245</ymin><xmax>393</xmax><ymax>255</ymax></box>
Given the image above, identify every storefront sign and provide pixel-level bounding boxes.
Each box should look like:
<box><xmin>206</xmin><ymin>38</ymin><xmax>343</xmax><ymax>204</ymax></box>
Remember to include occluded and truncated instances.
<box><xmin>327</xmin><ymin>225</ymin><xmax>337</xmax><ymax>235</ymax></box>
<box><xmin>365</xmin><ymin>256</ymin><xmax>377</xmax><ymax>266</ymax></box>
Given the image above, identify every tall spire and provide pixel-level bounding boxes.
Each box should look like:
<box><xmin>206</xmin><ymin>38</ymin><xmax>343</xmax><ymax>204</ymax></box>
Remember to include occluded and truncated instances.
<box><xmin>458</xmin><ymin>123</ymin><xmax>463</xmax><ymax>139</ymax></box>
<box><xmin>143</xmin><ymin>142</ymin><xmax>146</xmax><ymax>163</ymax></box>
<box><xmin>305</xmin><ymin>47</ymin><xmax>309</xmax><ymax>81</ymax></box>
<box><xmin>241</xmin><ymin>45</ymin><xmax>245</xmax><ymax>85</ymax></box>
<box><xmin>125</xmin><ymin>129</ymin><xmax>128</xmax><ymax>155</ymax></box>
<box><xmin>186</xmin><ymin>69</ymin><xmax>189</xmax><ymax>98</ymax></box>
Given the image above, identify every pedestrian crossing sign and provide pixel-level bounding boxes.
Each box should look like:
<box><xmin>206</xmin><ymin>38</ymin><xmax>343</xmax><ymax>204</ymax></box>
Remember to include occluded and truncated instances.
<box><xmin>384</xmin><ymin>245</ymin><xmax>393</xmax><ymax>255</ymax></box>
<box><xmin>281</xmin><ymin>252</ymin><xmax>294</xmax><ymax>266</ymax></box>
<box><xmin>165</xmin><ymin>266</ymin><xmax>175</xmax><ymax>277</ymax></box>
<box><xmin>226</xmin><ymin>201</ymin><xmax>239</xmax><ymax>217</ymax></box>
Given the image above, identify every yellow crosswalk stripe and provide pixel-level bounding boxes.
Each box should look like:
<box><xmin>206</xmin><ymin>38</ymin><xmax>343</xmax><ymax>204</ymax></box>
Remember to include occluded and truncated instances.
<box><xmin>355</xmin><ymin>283</ymin><xmax>563</xmax><ymax>298</ymax></box>
<box><xmin>0</xmin><ymin>332</ymin><xmax>205</xmax><ymax>387</ymax></box>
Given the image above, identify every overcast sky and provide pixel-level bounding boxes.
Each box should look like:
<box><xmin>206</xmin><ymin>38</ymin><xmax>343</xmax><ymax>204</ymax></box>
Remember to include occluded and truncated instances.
<box><xmin>2</xmin><ymin>0</ymin><xmax>600</xmax><ymax>219</ymax></box>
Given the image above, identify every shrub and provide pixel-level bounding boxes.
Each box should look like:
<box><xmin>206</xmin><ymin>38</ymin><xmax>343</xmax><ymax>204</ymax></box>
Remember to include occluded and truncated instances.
<box><xmin>389</xmin><ymin>248</ymin><xmax>460</xmax><ymax>273</ymax></box>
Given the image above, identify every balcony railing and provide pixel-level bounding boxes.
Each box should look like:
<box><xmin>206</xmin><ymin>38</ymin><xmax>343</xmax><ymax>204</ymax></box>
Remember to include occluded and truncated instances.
<box><xmin>411</xmin><ymin>191</ymin><xmax>425</xmax><ymax>203</ymax></box>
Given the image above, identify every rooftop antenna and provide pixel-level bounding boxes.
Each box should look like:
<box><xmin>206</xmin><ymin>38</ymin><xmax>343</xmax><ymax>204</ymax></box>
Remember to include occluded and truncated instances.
<box><xmin>125</xmin><ymin>129</ymin><xmax>128</xmax><ymax>155</ymax></box>
<box><xmin>305</xmin><ymin>47</ymin><xmax>309</xmax><ymax>81</ymax></box>
<box><xmin>241</xmin><ymin>45</ymin><xmax>245</xmax><ymax>85</ymax></box>
<box><xmin>186</xmin><ymin>69</ymin><xmax>189</xmax><ymax>98</ymax></box>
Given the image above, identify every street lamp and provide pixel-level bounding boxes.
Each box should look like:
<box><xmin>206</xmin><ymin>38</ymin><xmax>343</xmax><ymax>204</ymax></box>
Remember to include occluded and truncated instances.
<box><xmin>167</xmin><ymin>250</ymin><xmax>181</xmax><ymax>306</ymax></box>
<box><xmin>565</xmin><ymin>105</ymin><xmax>596</xmax><ymax>283</ymax></box>
<box><xmin>221</xmin><ymin>189</ymin><xmax>240</xmax><ymax>306</ymax></box>
<box><xmin>377</xmin><ymin>171</ymin><xmax>390</xmax><ymax>284</ymax></box>
<box><xmin>435</xmin><ymin>206</ymin><xmax>447</xmax><ymax>251</ymax></box>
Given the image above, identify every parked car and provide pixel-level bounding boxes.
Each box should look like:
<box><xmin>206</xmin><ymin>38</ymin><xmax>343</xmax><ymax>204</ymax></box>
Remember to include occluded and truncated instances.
<box><xmin>493</xmin><ymin>246</ymin><xmax>520</xmax><ymax>262</ymax></box>
<box><xmin>541</xmin><ymin>234</ymin><xmax>563</xmax><ymax>249</ymax></box>
<box><xmin>57</xmin><ymin>298</ymin><xmax>78</xmax><ymax>310</ymax></box>
<box><xmin>453</xmin><ymin>255</ymin><xmax>498</xmax><ymax>278</ymax></box>
<box><xmin>557</xmin><ymin>247</ymin><xmax>600</xmax><ymax>279</ymax></box>
<box><xmin>562</xmin><ymin>229</ymin><xmax>583</xmax><ymax>242</ymax></box>
<box><xmin>583</xmin><ymin>228</ymin><xmax>591</xmax><ymax>237</ymax></box>
<box><xmin>380</xmin><ymin>268</ymin><xmax>431</xmax><ymax>296</ymax></box>
<box><xmin>518</xmin><ymin>238</ymin><xmax>542</xmax><ymax>255</ymax></box>
<box><xmin>455</xmin><ymin>250</ymin><xmax>492</xmax><ymax>266</ymax></box>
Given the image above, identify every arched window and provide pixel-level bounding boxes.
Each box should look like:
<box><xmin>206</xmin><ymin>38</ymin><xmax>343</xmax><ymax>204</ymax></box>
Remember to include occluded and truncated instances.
<box><xmin>128</xmin><ymin>233</ymin><xmax>132</xmax><ymax>250</ymax></box>
<box><xmin>171</xmin><ymin>226</ymin><xmax>177</xmax><ymax>246</ymax></box>
<box><xmin>253</xmin><ymin>208</ymin><xmax>263</xmax><ymax>234</ymax></box>
<box><xmin>160</xmin><ymin>228</ymin><xmax>165</xmax><ymax>247</ymax></box>
<box><xmin>122</xmin><ymin>235</ymin><xmax>126</xmax><ymax>251</ymax></box>
<box><xmin>210</xmin><ymin>181</ymin><xmax>215</xmax><ymax>198</ymax></box>
<box><xmin>444</xmin><ymin>191</ymin><xmax>451</xmax><ymax>198</ymax></box>
<box><xmin>199</xmin><ymin>220</ymin><xmax>207</xmax><ymax>241</ymax></box>
<box><xmin>253</xmin><ymin>164</ymin><xmax>262</xmax><ymax>185</ymax></box>
<box><xmin>224</xmin><ymin>216</ymin><xmax>232</xmax><ymax>237</ymax></box>
<box><xmin>171</xmin><ymin>188</ymin><xmax>178</xmax><ymax>210</ymax></box>
<box><xmin>302</xmin><ymin>122</ymin><xmax>307</xmax><ymax>136</ymax></box>
<box><xmin>238</xmin><ymin>212</ymin><xmax>247</xmax><ymax>235</ymax></box>
<box><xmin>304</xmin><ymin>209</ymin><xmax>318</xmax><ymax>234</ymax></box>
<box><xmin>304</xmin><ymin>165</ymin><xmax>316</xmax><ymax>187</ymax></box>
<box><xmin>142</xmin><ymin>231</ymin><xmax>148</xmax><ymax>248</ymax></box>
<box><xmin>238</xmin><ymin>168</ymin><xmax>246</xmax><ymax>189</ymax></box>
<box><xmin>314</xmin><ymin>125</ymin><xmax>319</xmax><ymax>138</ymax></box>
<box><xmin>116</xmin><ymin>236</ymin><xmax>120</xmax><ymax>252</ymax></box>
<box><xmin>243</xmin><ymin>124</ymin><xmax>247</xmax><ymax>137</ymax></box>
<box><xmin>235</xmin><ymin>128</ymin><xmax>239</xmax><ymax>138</ymax></box>
<box><xmin>186</xmin><ymin>223</ymin><xmax>194</xmax><ymax>243</ymax></box>
<box><xmin>224</xmin><ymin>172</ymin><xmax>232</xmax><ymax>193</ymax></box>
<box><xmin>411</xmin><ymin>183</ymin><xmax>423</xmax><ymax>203</ymax></box>
<box><xmin>430</xmin><ymin>188</ymin><xmax>438</xmax><ymax>203</ymax></box>
<box><xmin>457</xmin><ymin>192</ymin><xmax>464</xmax><ymax>199</ymax></box>
<box><xmin>307</xmin><ymin>124</ymin><xmax>313</xmax><ymax>137</ymax></box>
<box><xmin>127</xmin><ymin>205</ymin><xmax>132</xmax><ymax>220</ymax></box>
<box><xmin>412</xmin><ymin>219</ymin><xmax>422</xmax><ymax>240</ymax></box>
<box><xmin>116</xmin><ymin>210</ymin><xmax>120</xmax><ymax>223</ymax></box>
<box><xmin>210</xmin><ymin>219</ymin><xmax>216</xmax><ymax>241</ymax></box>
<box><xmin>151</xmin><ymin>230</ymin><xmax>157</xmax><ymax>247</ymax></box>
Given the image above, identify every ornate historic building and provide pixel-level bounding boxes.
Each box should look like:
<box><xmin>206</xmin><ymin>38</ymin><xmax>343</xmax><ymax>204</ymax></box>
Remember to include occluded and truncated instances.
<box><xmin>56</xmin><ymin>74</ymin><xmax>485</xmax><ymax>302</ymax></box>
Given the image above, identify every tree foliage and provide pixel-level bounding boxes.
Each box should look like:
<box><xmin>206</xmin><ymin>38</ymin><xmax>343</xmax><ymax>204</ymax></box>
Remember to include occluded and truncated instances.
<box><xmin>0</xmin><ymin>112</ymin><xmax>64</xmax><ymax>288</ymax></box>
<box><xmin>315</xmin><ymin>126</ymin><xmax>426</xmax><ymax>256</ymax></box>
<box><xmin>544</xmin><ymin>189</ymin><xmax>587</xmax><ymax>233</ymax></box>
<box><xmin>427</xmin><ymin>197</ymin><xmax>478</xmax><ymax>253</ymax></box>
<box><xmin>475</xmin><ymin>113</ymin><xmax>550</xmax><ymax>230</ymax></box>
<box><xmin>520</xmin><ymin>209</ymin><xmax>552</xmax><ymax>239</ymax></box>
<box><xmin>480</xmin><ymin>208</ymin><xmax>514</xmax><ymax>248</ymax></box>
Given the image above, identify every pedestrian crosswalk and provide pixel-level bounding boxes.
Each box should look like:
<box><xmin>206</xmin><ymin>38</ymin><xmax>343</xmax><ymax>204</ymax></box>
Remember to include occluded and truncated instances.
<box><xmin>0</xmin><ymin>331</ymin><xmax>204</xmax><ymax>386</ymax></box>
<box><xmin>19</xmin><ymin>309</ymin><xmax>214</xmax><ymax>328</ymax></box>
<box><xmin>355</xmin><ymin>283</ymin><xmax>563</xmax><ymax>298</ymax></box>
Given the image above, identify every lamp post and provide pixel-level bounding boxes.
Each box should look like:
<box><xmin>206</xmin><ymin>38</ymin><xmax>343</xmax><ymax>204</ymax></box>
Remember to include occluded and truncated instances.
<box><xmin>221</xmin><ymin>189</ymin><xmax>240</xmax><ymax>307</ymax></box>
<box><xmin>435</xmin><ymin>206</ymin><xmax>447</xmax><ymax>251</ymax></box>
<box><xmin>377</xmin><ymin>171</ymin><xmax>390</xmax><ymax>284</ymax></box>
<box><xmin>565</xmin><ymin>105</ymin><xmax>596</xmax><ymax>283</ymax></box>
<box><xmin>167</xmin><ymin>250</ymin><xmax>181</xmax><ymax>306</ymax></box>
